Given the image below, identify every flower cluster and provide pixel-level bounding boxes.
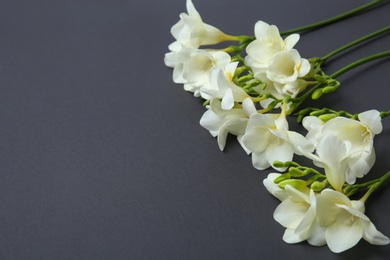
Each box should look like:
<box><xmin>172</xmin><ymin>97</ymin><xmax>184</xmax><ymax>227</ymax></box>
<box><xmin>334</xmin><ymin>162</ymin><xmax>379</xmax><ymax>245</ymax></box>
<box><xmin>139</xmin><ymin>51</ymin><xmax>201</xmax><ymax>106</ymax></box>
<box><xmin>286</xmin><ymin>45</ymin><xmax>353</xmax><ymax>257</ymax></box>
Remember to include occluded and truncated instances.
<box><xmin>165</xmin><ymin>0</ymin><xmax>390</xmax><ymax>253</ymax></box>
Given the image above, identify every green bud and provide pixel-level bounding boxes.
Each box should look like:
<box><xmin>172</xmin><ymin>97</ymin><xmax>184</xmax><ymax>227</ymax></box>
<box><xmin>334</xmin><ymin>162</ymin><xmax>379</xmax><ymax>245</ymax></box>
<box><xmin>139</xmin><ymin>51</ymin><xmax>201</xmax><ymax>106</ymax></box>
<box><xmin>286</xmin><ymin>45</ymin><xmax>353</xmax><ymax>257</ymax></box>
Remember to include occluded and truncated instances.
<box><xmin>318</xmin><ymin>114</ymin><xmax>337</xmax><ymax>122</ymax></box>
<box><xmin>273</xmin><ymin>161</ymin><xmax>285</xmax><ymax>168</ymax></box>
<box><xmin>297</xmin><ymin>114</ymin><xmax>304</xmax><ymax>123</ymax></box>
<box><xmin>312</xmin><ymin>89</ymin><xmax>323</xmax><ymax>100</ymax></box>
<box><xmin>274</xmin><ymin>173</ymin><xmax>291</xmax><ymax>184</ymax></box>
<box><xmin>279</xmin><ymin>179</ymin><xmax>308</xmax><ymax>190</ymax></box>
<box><xmin>289</xmin><ymin>167</ymin><xmax>306</xmax><ymax>177</ymax></box>
<box><xmin>310</xmin><ymin>181</ymin><xmax>326</xmax><ymax>192</ymax></box>
<box><xmin>322</xmin><ymin>86</ymin><xmax>338</xmax><ymax>93</ymax></box>
<box><xmin>309</xmin><ymin>110</ymin><xmax>323</xmax><ymax>117</ymax></box>
<box><xmin>314</xmin><ymin>75</ymin><xmax>326</xmax><ymax>83</ymax></box>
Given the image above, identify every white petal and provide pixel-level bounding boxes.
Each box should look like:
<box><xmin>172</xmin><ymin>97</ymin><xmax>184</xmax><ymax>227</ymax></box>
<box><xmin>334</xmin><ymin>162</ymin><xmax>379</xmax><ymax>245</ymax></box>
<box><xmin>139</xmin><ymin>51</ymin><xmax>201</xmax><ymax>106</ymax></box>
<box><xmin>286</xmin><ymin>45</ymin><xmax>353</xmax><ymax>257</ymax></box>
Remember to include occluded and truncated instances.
<box><xmin>358</xmin><ymin>110</ymin><xmax>382</xmax><ymax>135</ymax></box>
<box><xmin>284</xmin><ymin>34</ymin><xmax>300</xmax><ymax>50</ymax></box>
<box><xmin>266</xmin><ymin>141</ymin><xmax>294</xmax><ymax>171</ymax></box>
<box><xmin>254</xmin><ymin>20</ymin><xmax>270</xmax><ymax>38</ymax></box>
<box><xmin>199</xmin><ymin>109</ymin><xmax>223</xmax><ymax>134</ymax></box>
<box><xmin>326</xmin><ymin>217</ymin><xmax>363</xmax><ymax>253</ymax></box>
<box><xmin>242</xmin><ymin>98</ymin><xmax>257</xmax><ymax>117</ymax></box>
<box><xmin>346</xmin><ymin>150</ymin><xmax>375</xmax><ymax>184</ymax></box>
<box><xmin>295</xmin><ymin>192</ymin><xmax>316</xmax><ymax>235</ymax></box>
<box><xmin>212</xmin><ymin>51</ymin><xmax>232</xmax><ymax>68</ymax></box>
<box><xmin>237</xmin><ymin>135</ymin><xmax>251</xmax><ymax>155</ymax></box>
<box><xmin>316</xmin><ymin>135</ymin><xmax>348</xmax><ymax>191</ymax></box>
<box><xmin>274</xmin><ymin>199</ymin><xmax>308</xmax><ymax>229</ymax></box>
<box><xmin>316</xmin><ymin>189</ymin><xmax>351</xmax><ymax>226</ymax></box>
<box><xmin>286</xmin><ymin>130</ymin><xmax>314</xmax><ymax>156</ymax></box>
<box><xmin>186</xmin><ymin>0</ymin><xmax>201</xmax><ymax>19</ymax></box>
<box><xmin>263</xmin><ymin>173</ymin><xmax>288</xmax><ymax>201</ymax></box>
<box><xmin>221</xmin><ymin>88</ymin><xmax>234</xmax><ymax>110</ymax></box>
<box><xmin>283</xmin><ymin>229</ymin><xmax>305</xmax><ymax>244</ymax></box>
<box><xmin>363</xmin><ymin>221</ymin><xmax>390</xmax><ymax>245</ymax></box>
<box><xmin>297</xmin><ymin>58</ymin><xmax>310</xmax><ymax>77</ymax></box>
<box><xmin>217</xmin><ymin>128</ymin><xmax>228</xmax><ymax>151</ymax></box>
<box><xmin>251</xmin><ymin>151</ymin><xmax>270</xmax><ymax>170</ymax></box>
<box><xmin>307</xmin><ymin>223</ymin><xmax>327</xmax><ymax>246</ymax></box>
<box><xmin>223</xmin><ymin>118</ymin><xmax>248</xmax><ymax>136</ymax></box>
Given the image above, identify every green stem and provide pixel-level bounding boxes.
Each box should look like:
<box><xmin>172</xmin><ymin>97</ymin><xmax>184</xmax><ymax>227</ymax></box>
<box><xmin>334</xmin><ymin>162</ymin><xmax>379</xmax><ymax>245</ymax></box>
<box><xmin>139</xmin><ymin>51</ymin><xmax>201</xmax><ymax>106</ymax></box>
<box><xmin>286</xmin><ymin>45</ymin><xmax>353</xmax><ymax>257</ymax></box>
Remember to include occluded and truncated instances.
<box><xmin>321</xmin><ymin>26</ymin><xmax>390</xmax><ymax>62</ymax></box>
<box><xmin>280</xmin><ymin>0</ymin><xmax>385</xmax><ymax>36</ymax></box>
<box><xmin>360</xmin><ymin>171</ymin><xmax>390</xmax><ymax>202</ymax></box>
<box><xmin>288</xmin><ymin>51</ymin><xmax>390</xmax><ymax>114</ymax></box>
<box><xmin>330</xmin><ymin>51</ymin><xmax>390</xmax><ymax>78</ymax></box>
<box><xmin>381</xmin><ymin>110</ymin><xmax>390</xmax><ymax>118</ymax></box>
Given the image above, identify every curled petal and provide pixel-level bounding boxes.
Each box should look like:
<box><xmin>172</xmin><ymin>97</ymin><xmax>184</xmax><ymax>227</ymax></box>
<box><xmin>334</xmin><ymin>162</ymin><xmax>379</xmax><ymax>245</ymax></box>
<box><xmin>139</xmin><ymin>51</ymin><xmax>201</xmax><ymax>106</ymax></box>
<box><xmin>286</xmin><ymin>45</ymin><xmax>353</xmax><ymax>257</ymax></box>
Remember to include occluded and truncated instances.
<box><xmin>358</xmin><ymin>109</ymin><xmax>382</xmax><ymax>135</ymax></box>
<box><xmin>363</xmin><ymin>221</ymin><xmax>390</xmax><ymax>245</ymax></box>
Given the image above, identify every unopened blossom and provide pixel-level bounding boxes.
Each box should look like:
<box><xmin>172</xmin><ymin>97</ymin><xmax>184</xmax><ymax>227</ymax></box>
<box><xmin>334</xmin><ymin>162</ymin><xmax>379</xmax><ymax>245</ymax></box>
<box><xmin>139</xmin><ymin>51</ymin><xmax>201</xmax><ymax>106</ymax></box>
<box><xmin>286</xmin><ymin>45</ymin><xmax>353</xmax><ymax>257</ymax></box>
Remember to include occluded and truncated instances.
<box><xmin>303</xmin><ymin>110</ymin><xmax>382</xmax><ymax>184</ymax></box>
<box><xmin>266</xmin><ymin>49</ymin><xmax>310</xmax><ymax>84</ymax></box>
<box><xmin>316</xmin><ymin>189</ymin><xmax>389</xmax><ymax>253</ymax></box>
<box><xmin>242</xmin><ymin>104</ymin><xmax>314</xmax><ymax>171</ymax></box>
<box><xmin>201</xmin><ymin>62</ymin><xmax>250</xmax><ymax>109</ymax></box>
<box><xmin>165</xmin><ymin>48</ymin><xmax>231</xmax><ymax>97</ymax></box>
<box><xmin>170</xmin><ymin>0</ymin><xmax>235</xmax><ymax>49</ymax></box>
<box><xmin>245</xmin><ymin>20</ymin><xmax>300</xmax><ymax>73</ymax></box>
<box><xmin>200</xmin><ymin>98</ymin><xmax>256</xmax><ymax>151</ymax></box>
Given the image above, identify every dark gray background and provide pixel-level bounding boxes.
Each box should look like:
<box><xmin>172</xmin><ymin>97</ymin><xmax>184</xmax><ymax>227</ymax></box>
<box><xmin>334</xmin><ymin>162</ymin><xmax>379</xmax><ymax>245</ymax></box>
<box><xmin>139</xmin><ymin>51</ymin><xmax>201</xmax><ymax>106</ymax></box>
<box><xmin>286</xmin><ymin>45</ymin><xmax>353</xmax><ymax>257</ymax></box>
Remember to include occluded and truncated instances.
<box><xmin>0</xmin><ymin>0</ymin><xmax>389</xmax><ymax>259</ymax></box>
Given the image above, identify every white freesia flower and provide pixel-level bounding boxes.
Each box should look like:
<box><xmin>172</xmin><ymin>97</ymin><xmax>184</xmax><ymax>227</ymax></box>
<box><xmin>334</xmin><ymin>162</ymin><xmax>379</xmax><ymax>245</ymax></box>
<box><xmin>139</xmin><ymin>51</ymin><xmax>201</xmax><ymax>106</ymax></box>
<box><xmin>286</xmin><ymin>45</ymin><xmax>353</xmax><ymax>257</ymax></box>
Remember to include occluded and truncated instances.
<box><xmin>303</xmin><ymin>110</ymin><xmax>382</xmax><ymax>184</ymax></box>
<box><xmin>201</xmin><ymin>62</ymin><xmax>250</xmax><ymax>109</ymax></box>
<box><xmin>200</xmin><ymin>98</ymin><xmax>256</xmax><ymax>151</ymax></box>
<box><xmin>245</xmin><ymin>20</ymin><xmax>300</xmax><ymax>73</ymax></box>
<box><xmin>170</xmin><ymin>0</ymin><xmax>234</xmax><ymax>49</ymax></box>
<box><xmin>253</xmin><ymin>72</ymin><xmax>308</xmax><ymax>109</ymax></box>
<box><xmin>165</xmin><ymin>48</ymin><xmax>231</xmax><ymax>97</ymax></box>
<box><xmin>242</xmin><ymin>105</ymin><xmax>314</xmax><ymax>171</ymax></box>
<box><xmin>316</xmin><ymin>189</ymin><xmax>389</xmax><ymax>253</ymax></box>
<box><xmin>266</xmin><ymin>49</ymin><xmax>311</xmax><ymax>84</ymax></box>
<box><xmin>273</xmin><ymin>185</ymin><xmax>326</xmax><ymax>245</ymax></box>
<box><xmin>263</xmin><ymin>173</ymin><xmax>288</xmax><ymax>201</ymax></box>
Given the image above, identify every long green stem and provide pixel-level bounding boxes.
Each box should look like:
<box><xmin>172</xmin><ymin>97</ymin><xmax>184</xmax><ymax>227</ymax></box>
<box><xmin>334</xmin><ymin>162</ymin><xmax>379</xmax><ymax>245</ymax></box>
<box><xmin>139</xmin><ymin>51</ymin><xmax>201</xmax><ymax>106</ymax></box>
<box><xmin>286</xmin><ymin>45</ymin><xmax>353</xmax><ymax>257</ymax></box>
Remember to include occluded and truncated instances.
<box><xmin>330</xmin><ymin>51</ymin><xmax>390</xmax><ymax>78</ymax></box>
<box><xmin>280</xmin><ymin>0</ymin><xmax>385</xmax><ymax>36</ymax></box>
<box><xmin>321</xmin><ymin>26</ymin><xmax>390</xmax><ymax>62</ymax></box>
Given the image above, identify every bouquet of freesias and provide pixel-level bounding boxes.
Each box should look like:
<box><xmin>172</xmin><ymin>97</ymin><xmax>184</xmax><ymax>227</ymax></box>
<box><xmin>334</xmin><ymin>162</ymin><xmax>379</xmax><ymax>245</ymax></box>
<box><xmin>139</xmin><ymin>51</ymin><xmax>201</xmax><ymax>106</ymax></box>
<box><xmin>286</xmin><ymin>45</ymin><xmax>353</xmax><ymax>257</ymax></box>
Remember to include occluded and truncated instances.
<box><xmin>164</xmin><ymin>0</ymin><xmax>390</xmax><ymax>253</ymax></box>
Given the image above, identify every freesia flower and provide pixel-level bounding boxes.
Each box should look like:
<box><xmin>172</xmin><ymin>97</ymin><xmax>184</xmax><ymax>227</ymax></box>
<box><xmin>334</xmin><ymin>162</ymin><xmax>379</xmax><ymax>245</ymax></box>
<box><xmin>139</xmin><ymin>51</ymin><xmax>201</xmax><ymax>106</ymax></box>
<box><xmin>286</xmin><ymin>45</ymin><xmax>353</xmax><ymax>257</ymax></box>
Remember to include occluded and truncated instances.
<box><xmin>253</xmin><ymin>72</ymin><xmax>308</xmax><ymax>108</ymax></box>
<box><xmin>242</xmin><ymin>104</ymin><xmax>314</xmax><ymax>171</ymax></box>
<box><xmin>201</xmin><ymin>62</ymin><xmax>250</xmax><ymax>109</ymax></box>
<box><xmin>165</xmin><ymin>48</ymin><xmax>231</xmax><ymax>97</ymax></box>
<box><xmin>170</xmin><ymin>0</ymin><xmax>235</xmax><ymax>49</ymax></box>
<box><xmin>316</xmin><ymin>189</ymin><xmax>389</xmax><ymax>253</ymax></box>
<box><xmin>273</xmin><ymin>185</ymin><xmax>326</xmax><ymax>245</ymax></box>
<box><xmin>245</xmin><ymin>20</ymin><xmax>300</xmax><ymax>73</ymax></box>
<box><xmin>303</xmin><ymin>110</ymin><xmax>382</xmax><ymax>184</ymax></box>
<box><xmin>266</xmin><ymin>49</ymin><xmax>311</xmax><ymax>84</ymax></box>
<box><xmin>200</xmin><ymin>98</ymin><xmax>256</xmax><ymax>151</ymax></box>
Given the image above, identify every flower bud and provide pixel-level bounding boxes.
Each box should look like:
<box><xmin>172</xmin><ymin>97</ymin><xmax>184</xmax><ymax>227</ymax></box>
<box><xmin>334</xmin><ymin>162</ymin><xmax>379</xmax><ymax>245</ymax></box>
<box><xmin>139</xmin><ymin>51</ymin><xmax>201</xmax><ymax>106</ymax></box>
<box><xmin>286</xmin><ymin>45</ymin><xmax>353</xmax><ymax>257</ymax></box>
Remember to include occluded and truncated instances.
<box><xmin>312</xmin><ymin>89</ymin><xmax>323</xmax><ymax>100</ymax></box>
<box><xmin>289</xmin><ymin>167</ymin><xmax>306</xmax><ymax>177</ymax></box>
<box><xmin>318</xmin><ymin>113</ymin><xmax>337</xmax><ymax>122</ymax></box>
<box><xmin>273</xmin><ymin>161</ymin><xmax>286</xmax><ymax>168</ymax></box>
<box><xmin>278</xmin><ymin>179</ymin><xmax>308</xmax><ymax>190</ymax></box>
<box><xmin>310</xmin><ymin>181</ymin><xmax>326</xmax><ymax>192</ymax></box>
<box><xmin>322</xmin><ymin>85</ymin><xmax>338</xmax><ymax>93</ymax></box>
<box><xmin>274</xmin><ymin>173</ymin><xmax>291</xmax><ymax>184</ymax></box>
<box><xmin>314</xmin><ymin>75</ymin><xmax>326</xmax><ymax>83</ymax></box>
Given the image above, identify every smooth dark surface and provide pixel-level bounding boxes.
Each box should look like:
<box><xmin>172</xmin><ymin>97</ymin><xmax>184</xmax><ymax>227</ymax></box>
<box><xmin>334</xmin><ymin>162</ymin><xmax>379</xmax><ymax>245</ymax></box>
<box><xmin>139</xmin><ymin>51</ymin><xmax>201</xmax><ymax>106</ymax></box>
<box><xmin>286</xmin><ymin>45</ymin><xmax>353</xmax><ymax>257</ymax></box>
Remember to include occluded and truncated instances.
<box><xmin>0</xmin><ymin>0</ymin><xmax>389</xmax><ymax>259</ymax></box>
